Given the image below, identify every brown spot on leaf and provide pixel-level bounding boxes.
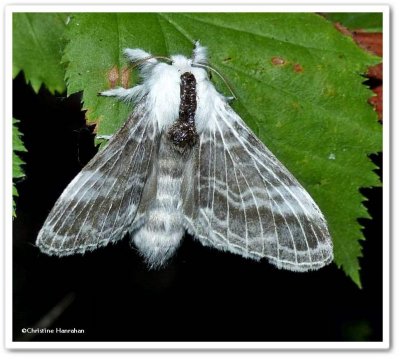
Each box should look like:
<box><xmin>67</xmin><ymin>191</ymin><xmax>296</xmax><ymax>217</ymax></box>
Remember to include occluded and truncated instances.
<box><xmin>108</xmin><ymin>66</ymin><xmax>119</xmax><ymax>88</ymax></box>
<box><xmin>271</xmin><ymin>56</ymin><xmax>286</xmax><ymax>66</ymax></box>
<box><xmin>121</xmin><ymin>66</ymin><xmax>131</xmax><ymax>88</ymax></box>
<box><xmin>106</xmin><ymin>65</ymin><xmax>131</xmax><ymax>89</ymax></box>
<box><xmin>293</xmin><ymin>63</ymin><xmax>304</xmax><ymax>73</ymax></box>
<box><xmin>222</xmin><ymin>57</ymin><xmax>232</xmax><ymax>62</ymax></box>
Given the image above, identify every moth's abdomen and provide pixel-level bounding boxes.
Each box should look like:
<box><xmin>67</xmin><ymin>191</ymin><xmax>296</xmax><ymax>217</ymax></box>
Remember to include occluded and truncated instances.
<box><xmin>168</xmin><ymin>72</ymin><xmax>198</xmax><ymax>149</ymax></box>
<box><xmin>133</xmin><ymin>73</ymin><xmax>198</xmax><ymax>268</ymax></box>
<box><xmin>132</xmin><ymin>137</ymin><xmax>185</xmax><ymax>268</ymax></box>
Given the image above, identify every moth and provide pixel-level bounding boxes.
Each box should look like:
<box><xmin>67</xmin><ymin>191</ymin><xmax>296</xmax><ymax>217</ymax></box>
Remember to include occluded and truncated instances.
<box><xmin>36</xmin><ymin>41</ymin><xmax>333</xmax><ymax>271</ymax></box>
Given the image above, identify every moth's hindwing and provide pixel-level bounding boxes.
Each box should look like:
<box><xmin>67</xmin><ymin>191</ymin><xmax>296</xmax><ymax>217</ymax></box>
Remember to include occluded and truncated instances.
<box><xmin>183</xmin><ymin>106</ymin><xmax>333</xmax><ymax>272</ymax></box>
<box><xmin>36</xmin><ymin>106</ymin><xmax>157</xmax><ymax>256</ymax></box>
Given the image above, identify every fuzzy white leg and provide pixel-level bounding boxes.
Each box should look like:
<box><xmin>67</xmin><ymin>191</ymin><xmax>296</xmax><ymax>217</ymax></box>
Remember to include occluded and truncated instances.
<box><xmin>99</xmin><ymin>86</ymin><xmax>142</xmax><ymax>103</ymax></box>
<box><xmin>124</xmin><ymin>48</ymin><xmax>155</xmax><ymax>64</ymax></box>
<box><xmin>192</xmin><ymin>41</ymin><xmax>208</xmax><ymax>64</ymax></box>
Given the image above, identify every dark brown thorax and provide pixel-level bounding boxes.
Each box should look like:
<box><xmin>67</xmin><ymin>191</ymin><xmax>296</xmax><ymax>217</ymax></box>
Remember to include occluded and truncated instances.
<box><xmin>167</xmin><ymin>72</ymin><xmax>198</xmax><ymax>150</ymax></box>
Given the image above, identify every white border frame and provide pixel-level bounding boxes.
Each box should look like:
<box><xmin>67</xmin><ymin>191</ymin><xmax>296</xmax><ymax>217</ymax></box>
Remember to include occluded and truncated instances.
<box><xmin>3</xmin><ymin>1</ymin><xmax>390</xmax><ymax>351</ymax></box>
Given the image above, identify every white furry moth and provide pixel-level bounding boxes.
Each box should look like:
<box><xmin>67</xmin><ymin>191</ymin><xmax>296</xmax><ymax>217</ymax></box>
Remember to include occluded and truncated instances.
<box><xmin>36</xmin><ymin>41</ymin><xmax>333</xmax><ymax>271</ymax></box>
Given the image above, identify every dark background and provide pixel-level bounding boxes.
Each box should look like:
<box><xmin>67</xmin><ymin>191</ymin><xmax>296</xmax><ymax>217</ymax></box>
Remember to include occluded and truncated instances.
<box><xmin>13</xmin><ymin>73</ymin><xmax>383</xmax><ymax>342</ymax></box>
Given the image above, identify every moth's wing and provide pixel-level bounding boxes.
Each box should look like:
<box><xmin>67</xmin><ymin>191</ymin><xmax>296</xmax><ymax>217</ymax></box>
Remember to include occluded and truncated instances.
<box><xmin>183</xmin><ymin>105</ymin><xmax>333</xmax><ymax>271</ymax></box>
<box><xmin>36</xmin><ymin>106</ymin><xmax>158</xmax><ymax>256</ymax></box>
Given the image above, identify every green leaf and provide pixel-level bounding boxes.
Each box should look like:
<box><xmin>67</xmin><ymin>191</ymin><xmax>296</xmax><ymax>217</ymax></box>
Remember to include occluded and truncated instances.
<box><xmin>64</xmin><ymin>13</ymin><xmax>382</xmax><ymax>286</ymax></box>
<box><xmin>13</xmin><ymin>119</ymin><xmax>27</xmax><ymax>217</ymax></box>
<box><xmin>64</xmin><ymin>13</ymin><xmax>169</xmax><ymax>136</ymax></box>
<box><xmin>13</xmin><ymin>13</ymin><xmax>68</xmax><ymax>93</ymax></box>
<box><xmin>323</xmin><ymin>13</ymin><xmax>383</xmax><ymax>32</ymax></box>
